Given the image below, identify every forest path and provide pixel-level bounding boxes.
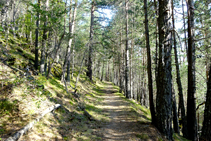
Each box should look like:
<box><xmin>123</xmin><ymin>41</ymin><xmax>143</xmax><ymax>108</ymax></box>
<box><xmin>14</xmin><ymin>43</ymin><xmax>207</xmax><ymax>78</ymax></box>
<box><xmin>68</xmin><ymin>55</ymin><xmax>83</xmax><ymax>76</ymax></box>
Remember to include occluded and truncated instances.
<box><xmin>95</xmin><ymin>82</ymin><xmax>162</xmax><ymax>141</ymax></box>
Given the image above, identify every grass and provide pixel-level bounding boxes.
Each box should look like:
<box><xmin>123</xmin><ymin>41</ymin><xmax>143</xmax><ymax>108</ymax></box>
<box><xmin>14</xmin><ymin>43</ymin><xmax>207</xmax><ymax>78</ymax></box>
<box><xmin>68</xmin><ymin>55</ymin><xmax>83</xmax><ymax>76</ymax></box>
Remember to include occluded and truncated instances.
<box><xmin>113</xmin><ymin>91</ymin><xmax>151</xmax><ymax>121</ymax></box>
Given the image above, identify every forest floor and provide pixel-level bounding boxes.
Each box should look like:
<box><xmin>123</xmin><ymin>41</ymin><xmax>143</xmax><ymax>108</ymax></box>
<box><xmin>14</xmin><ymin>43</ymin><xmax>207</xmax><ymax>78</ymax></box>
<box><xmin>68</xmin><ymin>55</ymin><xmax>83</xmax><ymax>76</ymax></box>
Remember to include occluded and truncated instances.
<box><xmin>93</xmin><ymin>82</ymin><xmax>164</xmax><ymax>141</ymax></box>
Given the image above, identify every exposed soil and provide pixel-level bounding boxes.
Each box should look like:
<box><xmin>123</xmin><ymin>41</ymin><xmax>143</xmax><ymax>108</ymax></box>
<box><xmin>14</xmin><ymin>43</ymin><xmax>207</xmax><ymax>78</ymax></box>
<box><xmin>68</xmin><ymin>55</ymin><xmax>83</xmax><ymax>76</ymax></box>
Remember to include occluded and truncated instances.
<box><xmin>94</xmin><ymin>82</ymin><xmax>164</xmax><ymax>141</ymax></box>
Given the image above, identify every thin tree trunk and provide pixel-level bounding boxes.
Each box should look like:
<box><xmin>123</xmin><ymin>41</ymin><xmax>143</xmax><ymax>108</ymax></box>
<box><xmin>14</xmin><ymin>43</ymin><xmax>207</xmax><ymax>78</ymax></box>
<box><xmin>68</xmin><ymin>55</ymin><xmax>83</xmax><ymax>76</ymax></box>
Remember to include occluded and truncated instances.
<box><xmin>34</xmin><ymin>0</ymin><xmax>40</xmax><ymax>70</ymax></box>
<box><xmin>200</xmin><ymin>64</ymin><xmax>211</xmax><ymax>141</ymax></box>
<box><xmin>125</xmin><ymin>0</ymin><xmax>130</xmax><ymax>99</ymax></box>
<box><xmin>172</xmin><ymin>0</ymin><xmax>188</xmax><ymax>137</ymax></box>
<box><xmin>182</xmin><ymin>0</ymin><xmax>188</xmax><ymax>59</ymax></box>
<box><xmin>172</xmin><ymin>81</ymin><xmax>180</xmax><ymax>133</ymax></box>
<box><xmin>62</xmin><ymin>0</ymin><xmax>71</xmax><ymax>82</ymax></box>
<box><xmin>87</xmin><ymin>0</ymin><xmax>95</xmax><ymax>81</ymax></box>
<box><xmin>46</xmin><ymin>34</ymin><xmax>65</xmax><ymax>78</ymax></box>
<box><xmin>67</xmin><ymin>0</ymin><xmax>78</xmax><ymax>82</ymax></box>
<box><xmin>141</xmin><ymin>50</ymin><xmax>145</xmax><ymax>106</ymax></box>
<box><xmin>40</xmin><ymin>0</ymin><xmax>49</xmax><ymax>74</ymax></box>
<box><xmin>75</xmin><ymin>49</ymin><xmax>87</xmax><ymax>91</ymax></box>
<box><xmin>119</xmin><ymin>30</ymin><xmax>123</xmax><ymax>93</ymax></box>
<box><xmin>144</xmin><ymin>0</ymin><xmax>156</xmax><ymax>126</ymax></box>
<box><xmin>101</xmin><ymin>60</ymin><xmax>104</xmax><ymax>81</ymax></box>
<box><xmin>71</xmin><ymin>37</ymin><xmax>75</xmax><ymax>79</ymax></box>
<box><xmin>154</xmin><ymin>0</ymin><xmax>158</xmax><ymax>90</ymax></box>
<box><xmin>130</xmin><ymin>8</ymin><xmax>134</xmax><ymax>99</ymax></box>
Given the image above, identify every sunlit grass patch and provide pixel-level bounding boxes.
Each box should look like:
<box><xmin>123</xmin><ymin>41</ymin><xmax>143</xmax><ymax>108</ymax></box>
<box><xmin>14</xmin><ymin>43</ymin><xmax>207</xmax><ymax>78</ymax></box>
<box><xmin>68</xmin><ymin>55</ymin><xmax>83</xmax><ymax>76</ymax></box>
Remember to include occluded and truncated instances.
<box><xmin>113</xmin><ymin>91</ymin><xmax>151</xmax><ymax>121</ymax></box>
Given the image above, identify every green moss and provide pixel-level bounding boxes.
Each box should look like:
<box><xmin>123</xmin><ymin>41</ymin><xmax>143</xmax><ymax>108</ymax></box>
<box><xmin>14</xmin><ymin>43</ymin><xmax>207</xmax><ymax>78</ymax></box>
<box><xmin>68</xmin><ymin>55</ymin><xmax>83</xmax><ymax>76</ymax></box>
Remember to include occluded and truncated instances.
<box><xmin>69</xmin><ymin>101</ymin><xmax>74</xmax><ymax>105</ymax></box>
<box><xmin>48</xmin><ymin>78</ymin><xmax>65</xmax><ymax>91</ymax></box>
<box><xmin>0</xmin><ymin>100</ymin><xmax>18</xmax><ymax>115</ymax></box>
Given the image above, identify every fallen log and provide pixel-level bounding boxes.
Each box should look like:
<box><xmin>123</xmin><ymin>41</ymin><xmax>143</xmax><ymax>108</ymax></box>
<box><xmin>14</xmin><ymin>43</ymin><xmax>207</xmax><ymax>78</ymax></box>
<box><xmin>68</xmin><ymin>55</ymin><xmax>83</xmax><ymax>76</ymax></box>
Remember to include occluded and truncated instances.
<box><xmin>6</xmin><ymin>104</ymin><xmax>61</xmax><ymax>141</ymax></box>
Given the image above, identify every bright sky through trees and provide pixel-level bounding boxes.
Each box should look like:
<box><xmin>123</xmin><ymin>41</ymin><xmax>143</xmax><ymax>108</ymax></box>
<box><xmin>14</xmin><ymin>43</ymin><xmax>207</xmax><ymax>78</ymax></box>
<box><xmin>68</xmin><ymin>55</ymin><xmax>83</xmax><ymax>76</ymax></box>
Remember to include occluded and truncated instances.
<box><xmin>99</xmin><ymin>8</ymin><xmax>114</xmax><ymax>26</ymax></box>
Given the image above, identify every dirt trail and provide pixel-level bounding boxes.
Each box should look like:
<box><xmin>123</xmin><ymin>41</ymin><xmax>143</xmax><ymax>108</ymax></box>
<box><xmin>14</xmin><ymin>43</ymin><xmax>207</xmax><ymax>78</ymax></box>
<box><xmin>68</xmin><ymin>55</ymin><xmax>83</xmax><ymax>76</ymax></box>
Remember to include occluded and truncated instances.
<box><xmin>95</xmin><ymin>83</ymin><xmax>162</xmax><ymax>141</ymax></box>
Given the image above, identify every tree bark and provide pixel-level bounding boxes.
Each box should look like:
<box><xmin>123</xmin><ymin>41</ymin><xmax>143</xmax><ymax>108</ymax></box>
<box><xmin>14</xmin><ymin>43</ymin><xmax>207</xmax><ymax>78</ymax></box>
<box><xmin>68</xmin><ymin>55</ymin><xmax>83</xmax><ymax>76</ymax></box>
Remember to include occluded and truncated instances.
<box><xmin>101</xmin><ymin>60</ymin><xmax>104</xmax><ymax>81</ymax></box>
<box><xmin>144</xmin><ymin>0</ymin><xmax>156</xmax><ymax>126</ymax></box>
<box><xmin>40</xmin><ymin>0</ymin><xmax>49</xmax><ymax>74</ymax></box>
<box><xmin>125</xmin><ymin>0</ymin><xmax>130</xmax><ymax>99</ymax></box>
<box><xmin>119</xmin><ymin>29</ymin><xmax>123</xmax><ymax>93</ymax></box>
<box><xmin>154</xmin><ymin>0</ymin><xmax>158</xmax><ymax>92</ymax></box>
<box><xmin>86</xmin><ymin>0</ymin><xmax>95</xmax><ymax>81</ymax></box>
<box><xmin>67</xmin><ymin>0</ymin><xmax>78</xmax><ymax>82</ymax></box>
<box><xmin>156</xmin><ymin>0</ymin><xmax>173</xmax><ymax>139</ymax></box>
<box><xmin>34</xmin><ymin>0</ymin><xmax>40</xmax><ymax>70</ymax></box>
<box><xmin>182</xmin><ymin>0</ymin><xmax>188</xmax><ymax>59</ymax></box>
<box><xmin>200</xmin><ymin>64</ymin><xmax>211</xmax><ymax>141</ymax></box>
<box><xmin>172</xmin><ymin>81</ymin><xmax>180</xmax><ymax>133</ymax></box>
<box><xmin>187</xmin><ymin>0</ymin><xmax>198</xmax><ymax>140</ymax></box>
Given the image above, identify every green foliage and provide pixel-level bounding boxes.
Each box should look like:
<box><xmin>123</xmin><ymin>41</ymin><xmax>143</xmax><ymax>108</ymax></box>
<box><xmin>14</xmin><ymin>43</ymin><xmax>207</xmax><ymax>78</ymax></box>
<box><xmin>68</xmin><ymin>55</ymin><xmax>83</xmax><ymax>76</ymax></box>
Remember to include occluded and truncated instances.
<box><xmin>0</xmin><ymin>100</ymin><xmax>18</xmax><ymax>115</ymax></box>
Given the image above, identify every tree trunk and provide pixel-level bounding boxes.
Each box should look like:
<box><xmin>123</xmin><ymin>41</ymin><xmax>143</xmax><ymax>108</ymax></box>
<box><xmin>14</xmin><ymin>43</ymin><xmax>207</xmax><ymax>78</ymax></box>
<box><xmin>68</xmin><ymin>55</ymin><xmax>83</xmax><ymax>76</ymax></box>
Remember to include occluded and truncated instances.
<box><xmin>71</xmin><ymin>37</ymin><xmax>75</xmax><ymax>79</ymax></box>
<box><xmin>119</xmin><ymin>29</ymin><xmax>123</xmax><ymax>93</ymax></box>
<box><xmin>154</xmin><ymin>0</ymin><xmax>158</xmax><ymax>92</ymax></box>
<box><xmin>40</xmin><ymin>0</ymin><xmax>49</xmax><ymax>74</ymax></box>
<box><xmin>67</xmin><ymin>0</ymin><xmax>77</xmax><ymax>82</ymax></box>
<box><xmin>172</xmin><ymin>0</ymin><xmax>188</xmax><ymax>137</ymax></box>
<box><xmin>156</xmin><ymin>0</ymin><xmax>173</xmax><ymax>139</ymax></box>
<box><xmin>141</xmin><ymin>50</ymin><xmax>145</xmax><ymax>106</ymax></box>
<box><xmin>172</xmin><ymin>81</ymin><xmax>180</xmax><ymax>133</ymax></box>
<box><xmin>101</xmin><ymin>60</ymin><xmax>104</xmax><ymax>81</ymax></box>
<box><xmin>62</xmin><ymin>0</ymin><xmax>71</xmax><ymax>82</ymax></box>
<box><xmin>130</xmin><ymin>8</ymin><xmax>134</xmax><ymax>99</ymax></box>
<box><xmin>34</xmin><ymin>0</ymin><xmax>40</xmax><ymax>70</ymax></box>
<box><xmin>144</xmin><ymin>0</ymin><xmax>156</xmax><ymax>126</ymax></box>
<box><xmin>46</xmin><ymin>34</ymin><xmax>65</xmax><ymax>79</ymax></box>
<box><xmin>125</xmin><ymin>0</ymin><xmax>130</xmax><ymax>99</ymax></box>
<box><xmin>87</xmin><ymin>0</ymin><xmax>95</xmax><ymax>81</ymax></box>
<box><xmin>200</xmin><ymin>64</ymin><xmax>211</xmax><ymax>141</ymax></box>
<box><xmin>187</xmin><ymin>0</ymin><xmax>198</xmax><ymax>140</ymax></box>
<box><xmin>182</xmin><ymin>0</ymin><xmax>188</xmax><ymax>59</ymax></box>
